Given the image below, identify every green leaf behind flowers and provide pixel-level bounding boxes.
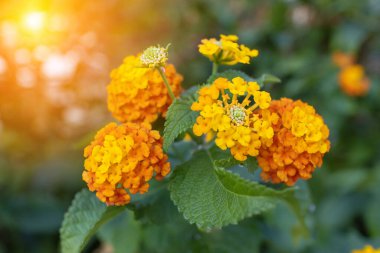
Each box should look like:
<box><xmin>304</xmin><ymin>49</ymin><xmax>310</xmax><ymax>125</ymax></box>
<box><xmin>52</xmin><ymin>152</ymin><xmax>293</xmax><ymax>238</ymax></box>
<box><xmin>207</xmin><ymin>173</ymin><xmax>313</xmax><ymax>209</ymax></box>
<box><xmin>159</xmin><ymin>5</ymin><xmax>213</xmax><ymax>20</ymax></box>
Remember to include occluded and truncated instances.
<box><xmin>163</xmin><ymin>87</ymin><xmax>199</xmax><ymax>152</ymax></box>
<box><xmin>169</xmin><ymin>150</ymin><xmax>296</xmax><ymax>230</ymax></box>
<box><xmin>207</xmin><ymin>70</ymin><xmax>281</xmax><ymax>88</ymax></box>
<box><xmin>256</xmin><ymin>73</ymin><xmax>281</xmax><ymax>86</ymax></box>
<box><xmin>60</xmin><ymin>189</ymin><xmax>125</xmax><ymax>253</ymax></box>
<box><xmin>207</xmin><ymin>69</ymin><xmax>255</xmax><ymax>84</ymax></box>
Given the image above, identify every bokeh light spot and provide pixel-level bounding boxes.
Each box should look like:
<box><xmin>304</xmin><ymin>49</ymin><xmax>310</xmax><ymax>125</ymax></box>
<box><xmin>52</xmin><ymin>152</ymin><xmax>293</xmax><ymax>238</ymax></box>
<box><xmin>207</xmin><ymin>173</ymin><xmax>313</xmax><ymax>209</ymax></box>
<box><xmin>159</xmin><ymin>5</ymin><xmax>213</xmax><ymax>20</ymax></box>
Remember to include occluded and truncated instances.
<box><xmin>23</xmin><ymin>11</ymin><xmax>46</xmax><ymax>32</ymax></box>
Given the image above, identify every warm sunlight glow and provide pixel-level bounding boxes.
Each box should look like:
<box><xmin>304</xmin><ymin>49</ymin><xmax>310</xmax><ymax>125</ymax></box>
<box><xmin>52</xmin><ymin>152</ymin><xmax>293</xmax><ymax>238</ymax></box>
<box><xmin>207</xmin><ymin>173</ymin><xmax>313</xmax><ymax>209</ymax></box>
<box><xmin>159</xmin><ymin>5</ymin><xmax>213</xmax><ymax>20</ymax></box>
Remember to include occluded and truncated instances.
<box><xmin>23</xmin><ymin>11</ymin><xmax>46</xmax><ymax>31</ymax></box>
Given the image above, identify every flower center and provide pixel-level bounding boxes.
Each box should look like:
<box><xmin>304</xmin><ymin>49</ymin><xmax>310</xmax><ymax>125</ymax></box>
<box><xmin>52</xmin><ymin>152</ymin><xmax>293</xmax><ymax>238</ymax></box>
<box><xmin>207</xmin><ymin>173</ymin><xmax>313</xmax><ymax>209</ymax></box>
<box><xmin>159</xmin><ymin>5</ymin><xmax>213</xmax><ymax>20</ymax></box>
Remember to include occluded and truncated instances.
<box><xmin>229</xmin><ymin>105</ymin><xmax>246</xmax><ymax>125</ymax></box>
<box><xmin>140</xmin><ymin>46</ymin><xmax>168</xmax><ymax>68</ymax></box>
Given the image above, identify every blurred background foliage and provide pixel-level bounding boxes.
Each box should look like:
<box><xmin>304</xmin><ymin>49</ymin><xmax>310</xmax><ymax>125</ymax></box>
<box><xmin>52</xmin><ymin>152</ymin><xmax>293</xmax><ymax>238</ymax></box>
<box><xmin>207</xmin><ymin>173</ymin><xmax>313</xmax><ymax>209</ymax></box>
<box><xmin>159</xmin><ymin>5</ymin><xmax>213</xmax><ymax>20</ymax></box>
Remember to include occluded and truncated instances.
<box><xmin>0</xmin><ymin>0</ymin><xmax>379</xmax><ymax>252</ymax></box>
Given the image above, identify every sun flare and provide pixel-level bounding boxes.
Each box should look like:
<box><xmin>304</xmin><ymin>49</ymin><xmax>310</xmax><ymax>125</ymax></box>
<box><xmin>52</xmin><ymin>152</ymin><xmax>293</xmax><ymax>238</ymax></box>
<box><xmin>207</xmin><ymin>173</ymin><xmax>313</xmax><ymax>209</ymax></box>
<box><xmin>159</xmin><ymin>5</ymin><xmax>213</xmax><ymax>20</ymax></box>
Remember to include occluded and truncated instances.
<box><xmin>23</xmin><ymin>11</ymin><xmax>46</xmax><ymax>32</ymax></box>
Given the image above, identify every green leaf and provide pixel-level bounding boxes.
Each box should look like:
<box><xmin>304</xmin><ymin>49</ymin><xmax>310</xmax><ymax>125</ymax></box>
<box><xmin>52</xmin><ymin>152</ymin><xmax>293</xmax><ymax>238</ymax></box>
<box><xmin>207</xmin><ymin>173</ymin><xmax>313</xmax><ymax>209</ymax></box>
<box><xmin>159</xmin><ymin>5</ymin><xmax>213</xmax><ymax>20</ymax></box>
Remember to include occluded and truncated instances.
<box><xmin>256</xmin><ymin>73</ymin><xmax>281</xmax><ymax>86</ymax></box>
<box><xmin>210</xmin><ymin>146</ymin><xmax>258</xmax><ymax>173</ymax></box>
<box><xmin>364</xmin><ymin>193</ymin><xmax>380</xmax><ymax>237</ymax></box>
<box><xmin>167</xmin><ymin>140</ymin><xmax>198</xmax><ymax>168</ymax></box>
<box><xmin>60</xmin><ymin>189</ymin><xmax>125</xmax><ymax>253</ymax></box>
<box><xmin>169</xmin><ymin>150</ymin><xmax>295</xmax><ymax>230</ymax></box>
<box><xmin>207</xmin><ymin>70</ymin><xmax>255</xmax><ymax>84</ymax></box>
<box><xmin>97</xmin><ymin>211</ymin><xmax>141</xmax><ymax>253</ymax></box>
<box><xmin>163</xmin><ymin>87</ymin><xmax>199</xmax><ymax>152</ymax></box>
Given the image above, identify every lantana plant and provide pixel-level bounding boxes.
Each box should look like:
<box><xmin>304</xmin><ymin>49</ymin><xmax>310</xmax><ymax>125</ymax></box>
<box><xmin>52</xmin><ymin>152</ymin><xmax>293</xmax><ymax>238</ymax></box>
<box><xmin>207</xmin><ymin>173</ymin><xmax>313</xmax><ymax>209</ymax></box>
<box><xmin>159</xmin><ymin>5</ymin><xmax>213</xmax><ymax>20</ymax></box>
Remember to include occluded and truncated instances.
<box><xmin>60</xmin><ymin>35</ymin><xmax>330</xmax><ymax>253</ymax></box>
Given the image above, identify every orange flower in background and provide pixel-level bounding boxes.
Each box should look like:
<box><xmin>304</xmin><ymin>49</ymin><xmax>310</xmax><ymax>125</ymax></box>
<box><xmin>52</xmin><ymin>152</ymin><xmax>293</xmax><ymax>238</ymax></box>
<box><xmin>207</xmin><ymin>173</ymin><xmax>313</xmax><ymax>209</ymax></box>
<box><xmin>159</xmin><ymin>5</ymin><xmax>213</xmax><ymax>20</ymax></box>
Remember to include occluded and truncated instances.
<box><xmin>332</xmin><ymin>52</ymin><xmax>354</xmax><ymax>68</ymax></box>
<box><xmin>257</xmin><ymin>98</ymin><xmax>330</xmax><ymax>186</ymax></box>
<box><xmin>332</xmin><ymin>52</ymin><xmax>370</xmax><ymax>96</ymax></box>
<box><xmin>82</xmin><ymin>122</ymin><xmax>170</xmax><ymax>206</ymax></box>
<box><xmin>352</xmin><ymin>245</ymin><xmax>380</xmax><ymax>253</ymax></box>
<box><xmin>339</xmin><ymin>64</ymin><xmax>370</xmax><ymax>96</ymax></box>
<box><xmin>107</xmin><ymin>55</ymin><xmax>182</xmax><ymax>124</ymax></box>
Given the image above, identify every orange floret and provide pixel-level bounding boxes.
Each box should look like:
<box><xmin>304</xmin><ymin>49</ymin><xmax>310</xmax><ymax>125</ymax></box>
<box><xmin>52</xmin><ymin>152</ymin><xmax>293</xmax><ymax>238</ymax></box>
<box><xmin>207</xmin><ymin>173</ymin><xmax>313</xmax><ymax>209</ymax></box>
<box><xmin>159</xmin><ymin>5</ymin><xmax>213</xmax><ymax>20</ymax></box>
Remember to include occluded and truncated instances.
<box><xmin>257</xmin><ymin>98</ymin><xmax>330</xmax><ymax>186</ymax></box>
<box><xmin>82</xmin><ymin>122</ymin><xmax>170</xmax><ymax>206</ymax></box>
<box><xmin>107</xmin><ymin>55</ymin><xmax>182</xmax><ymax>124</ymax></box>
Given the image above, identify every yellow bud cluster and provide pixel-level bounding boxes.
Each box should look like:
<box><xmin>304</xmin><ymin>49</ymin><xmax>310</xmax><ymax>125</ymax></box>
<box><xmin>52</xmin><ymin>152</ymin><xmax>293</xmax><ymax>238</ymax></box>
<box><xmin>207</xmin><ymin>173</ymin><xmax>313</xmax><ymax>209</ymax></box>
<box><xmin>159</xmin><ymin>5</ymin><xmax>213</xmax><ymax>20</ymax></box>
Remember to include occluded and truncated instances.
<box><xmin>257</xmin><ymin>98</ymin><xmax>330</xmax><ymax>186</ymax></box>
<box><xmin>82</xmin><ymin>122</ymin><xmax>170</xmax><ymax>206</ymax></box>
<box><xmin>140</xmin><ymin>45</ymin><xmax>169</xmax><ymax>68</ymax></box>
<box><xmin>198</xmin><ymin>34</ymin><xmax>259</xmax><ymax>65</ymax></box>
<box><xmin>191</xmin><ymin>77</ymin><xmax>276</xmax><ymax>161</ymax></box>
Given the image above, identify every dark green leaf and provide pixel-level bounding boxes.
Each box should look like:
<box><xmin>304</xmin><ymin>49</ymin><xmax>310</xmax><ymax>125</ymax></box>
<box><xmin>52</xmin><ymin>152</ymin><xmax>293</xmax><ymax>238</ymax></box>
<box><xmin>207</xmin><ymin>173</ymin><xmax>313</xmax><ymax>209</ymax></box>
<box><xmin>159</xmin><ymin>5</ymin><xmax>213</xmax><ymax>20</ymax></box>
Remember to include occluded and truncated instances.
<box><xmin>98</xmin><ymin>211</ymin><xmax>141</xmax><ymax>253</ymax></box>
<box><xmin>167</xmin><ymin>140</ymin><xmax>198</xmax><ymax>168</ymax></box>
<box><xmin>163</xmin><ymin>88</ymin><xmax>199</xmax><ymax>152</ymax></box>
<box><xmin>169</xmin><ymin>150</ymin><xmax>296</xmax><ymax>230</ymax></box>
<box><xmin>256</xmin><ymin>73</ymin><xmax>281</xmax><ymax>86</ymax></box>
<box><xmin>207</xmin><ymin>70</ymin><xmax>255</xmax><ymax>84</ymax></box>
<box><xmin>60</xmin><ymin>189</ymin><xmax>125</xmax><ymax>253</ymax></box>
<box><xmin>211</xmin><ymin>146</ymin><xmax>258</xmax><ymax>173</ymax></box>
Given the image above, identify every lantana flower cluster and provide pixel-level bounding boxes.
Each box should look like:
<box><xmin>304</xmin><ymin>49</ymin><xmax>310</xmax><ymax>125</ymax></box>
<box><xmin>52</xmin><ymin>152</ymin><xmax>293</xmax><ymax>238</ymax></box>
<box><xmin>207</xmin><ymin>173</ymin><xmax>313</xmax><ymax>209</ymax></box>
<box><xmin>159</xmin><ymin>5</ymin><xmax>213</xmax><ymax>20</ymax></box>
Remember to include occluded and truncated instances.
<box><xmin>107</xmin><ymin>55</ymin><xmax>182</xmax><ymax>124</ymax></box>
<box><xmin>83</xmin><ymin>122</ymin><xmax>170</xmax><ymax>206</ymax></box>
<box><xmin>333</xmin><ymin>52</ymin><xmax>370</xmax><ymax>96</ymax></box>
<box><xmin>191</xmin><ymin>77</ymin><xmax>276</xmax><ymax>161</ymax></box>
<box><xmin>257</xmin><ymin>98</ymin><xmax>330</xmax><ymax>186</ymax></box>
<box><xmin>199</xmin><ymin>34</ymin><xmax>259</xmax><ymax>65</ymax></box>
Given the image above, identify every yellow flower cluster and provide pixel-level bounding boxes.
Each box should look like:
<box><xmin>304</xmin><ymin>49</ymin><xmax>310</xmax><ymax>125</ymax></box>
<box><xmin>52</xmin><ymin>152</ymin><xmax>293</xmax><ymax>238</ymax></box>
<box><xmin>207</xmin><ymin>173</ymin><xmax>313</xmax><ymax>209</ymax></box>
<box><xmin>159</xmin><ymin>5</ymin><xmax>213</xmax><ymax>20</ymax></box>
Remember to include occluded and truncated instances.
<box><xmin>257</xmin><ymin>98</ymin><xmax>330</xmax><ymax>186</ymax></box>
<box><xmin>82</xmin><ymin>122</ymin><xmax>170</xmax><ymax>206</ymax></box>
<box><xmin>107</xmin><ymin>55</ymin><xmax>182</xmax><ymax>124</ymax></box>
<box><xmin>199</xmin><ymin>34</ymin><xmax>259</xmax><ymax>65</ymax></box>
<box><xmin>333</xmin><ymin>52</ymin><xmax>370</xmax><ymax>96</ymax></box>
<box><xmin>352</xmin><ymin>245</ymin><xmax>380</xmax><ymax>253</ymax></box>
<box><xmin>191</xmin><ymin>77</ymin><xmax>277</xmax><ymax>161</ymax></box>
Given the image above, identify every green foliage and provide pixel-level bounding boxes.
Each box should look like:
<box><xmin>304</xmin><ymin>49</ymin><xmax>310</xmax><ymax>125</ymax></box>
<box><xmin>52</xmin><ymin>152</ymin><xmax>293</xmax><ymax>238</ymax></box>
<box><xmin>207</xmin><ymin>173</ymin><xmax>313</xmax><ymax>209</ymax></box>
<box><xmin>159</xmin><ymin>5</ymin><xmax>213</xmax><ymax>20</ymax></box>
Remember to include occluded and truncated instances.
<box><xmin>163</xmin><ymin>87</ymin><xmax>199</xmax><ymax>151</ymax></box>
<box><xmin>256</xmin><ymin>73</ymin><xmax>281</xmax><ymax>86</ymax></box>
<box><xmin>207</xmin><ymin>70</ymin><xmax>281</xmax><ymax>88</ymax></box>
<box><xmin>60</xmin><ymin>189</ymin><xmax>125</xmax><ymax>253</ymax></box>
<box><xmin>169</xmin><ymin>150</ymin><xmax>297</xmax><ymax>230</ymax></box>
<box><xmin>211</xmin><ymin>147</ymin><xmax>259</xmax><ymax>173</ymax></box>
<box><xmin>167</xmin><ymin>140</ymin><xmax>198</xmax><ymax>168</ymax></box>
<box><xmin>97</xmin><ymin>211</ymin><xmax>141</xmax><ymax>253</ymax></box>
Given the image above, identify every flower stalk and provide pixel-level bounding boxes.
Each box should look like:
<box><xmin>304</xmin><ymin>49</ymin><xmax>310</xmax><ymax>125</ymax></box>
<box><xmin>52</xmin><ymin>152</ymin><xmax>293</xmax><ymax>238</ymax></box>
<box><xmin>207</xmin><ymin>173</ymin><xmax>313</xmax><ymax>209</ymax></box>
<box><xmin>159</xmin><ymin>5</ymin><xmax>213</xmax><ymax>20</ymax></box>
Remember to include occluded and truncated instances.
<box><xmin>157</xmin><ymin>67</ymin><xmax>176</xmax><ymax>101</ymax></box>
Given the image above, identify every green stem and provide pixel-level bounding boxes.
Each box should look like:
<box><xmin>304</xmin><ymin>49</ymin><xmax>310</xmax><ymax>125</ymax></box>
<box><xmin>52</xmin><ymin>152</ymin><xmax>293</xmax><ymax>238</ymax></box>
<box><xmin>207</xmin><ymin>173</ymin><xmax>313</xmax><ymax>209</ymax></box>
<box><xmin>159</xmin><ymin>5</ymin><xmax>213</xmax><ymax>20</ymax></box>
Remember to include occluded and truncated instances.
<box><xmin>157</xmin><ymin>67</ymin><xmax>176</xmax><ymax>101</ymax></box>
<box><xmin>212</xmin><ymin>63</ymin><xmax>219</xmax><ymax>75</ymax></box>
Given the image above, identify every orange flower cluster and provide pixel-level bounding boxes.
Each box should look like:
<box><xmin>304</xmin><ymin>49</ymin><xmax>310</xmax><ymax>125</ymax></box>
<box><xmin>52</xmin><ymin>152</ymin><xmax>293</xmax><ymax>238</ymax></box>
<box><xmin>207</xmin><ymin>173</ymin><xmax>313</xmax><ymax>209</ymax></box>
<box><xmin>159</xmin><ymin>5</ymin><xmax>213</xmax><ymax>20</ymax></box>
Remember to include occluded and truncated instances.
<box><xmin>82</xmin><ymin>122</ymin><xmax>170</xmax><ymax>206</ymax></box>
<box><xmin>333</xmin><ymin>52</ymin><xmax>370</xmax><ymax>96</ymax></box>
<box><xmin>107</xmin><ymin>55</ymin><xmax>182</xmax><ymax>124</ymax></box>
<box><xmin>257</xmin><ymin>98</ymin><xmax>330</xmax><ymax>186</ymax></box>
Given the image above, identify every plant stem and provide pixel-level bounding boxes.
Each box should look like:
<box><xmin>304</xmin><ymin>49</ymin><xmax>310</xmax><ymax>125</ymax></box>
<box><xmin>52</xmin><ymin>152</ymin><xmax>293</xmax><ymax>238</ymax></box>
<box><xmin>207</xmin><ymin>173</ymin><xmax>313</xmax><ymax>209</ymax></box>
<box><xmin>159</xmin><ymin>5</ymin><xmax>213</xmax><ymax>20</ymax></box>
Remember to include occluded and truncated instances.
<box><xmin>157</xmin><ymin>67</ymin><xmax>176</xmax><ymax>101</ymax></box>
<box><xmin>212</xmin><ymin>63</ymin><xmax>218</xmax><ymax>75</ymax></box>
